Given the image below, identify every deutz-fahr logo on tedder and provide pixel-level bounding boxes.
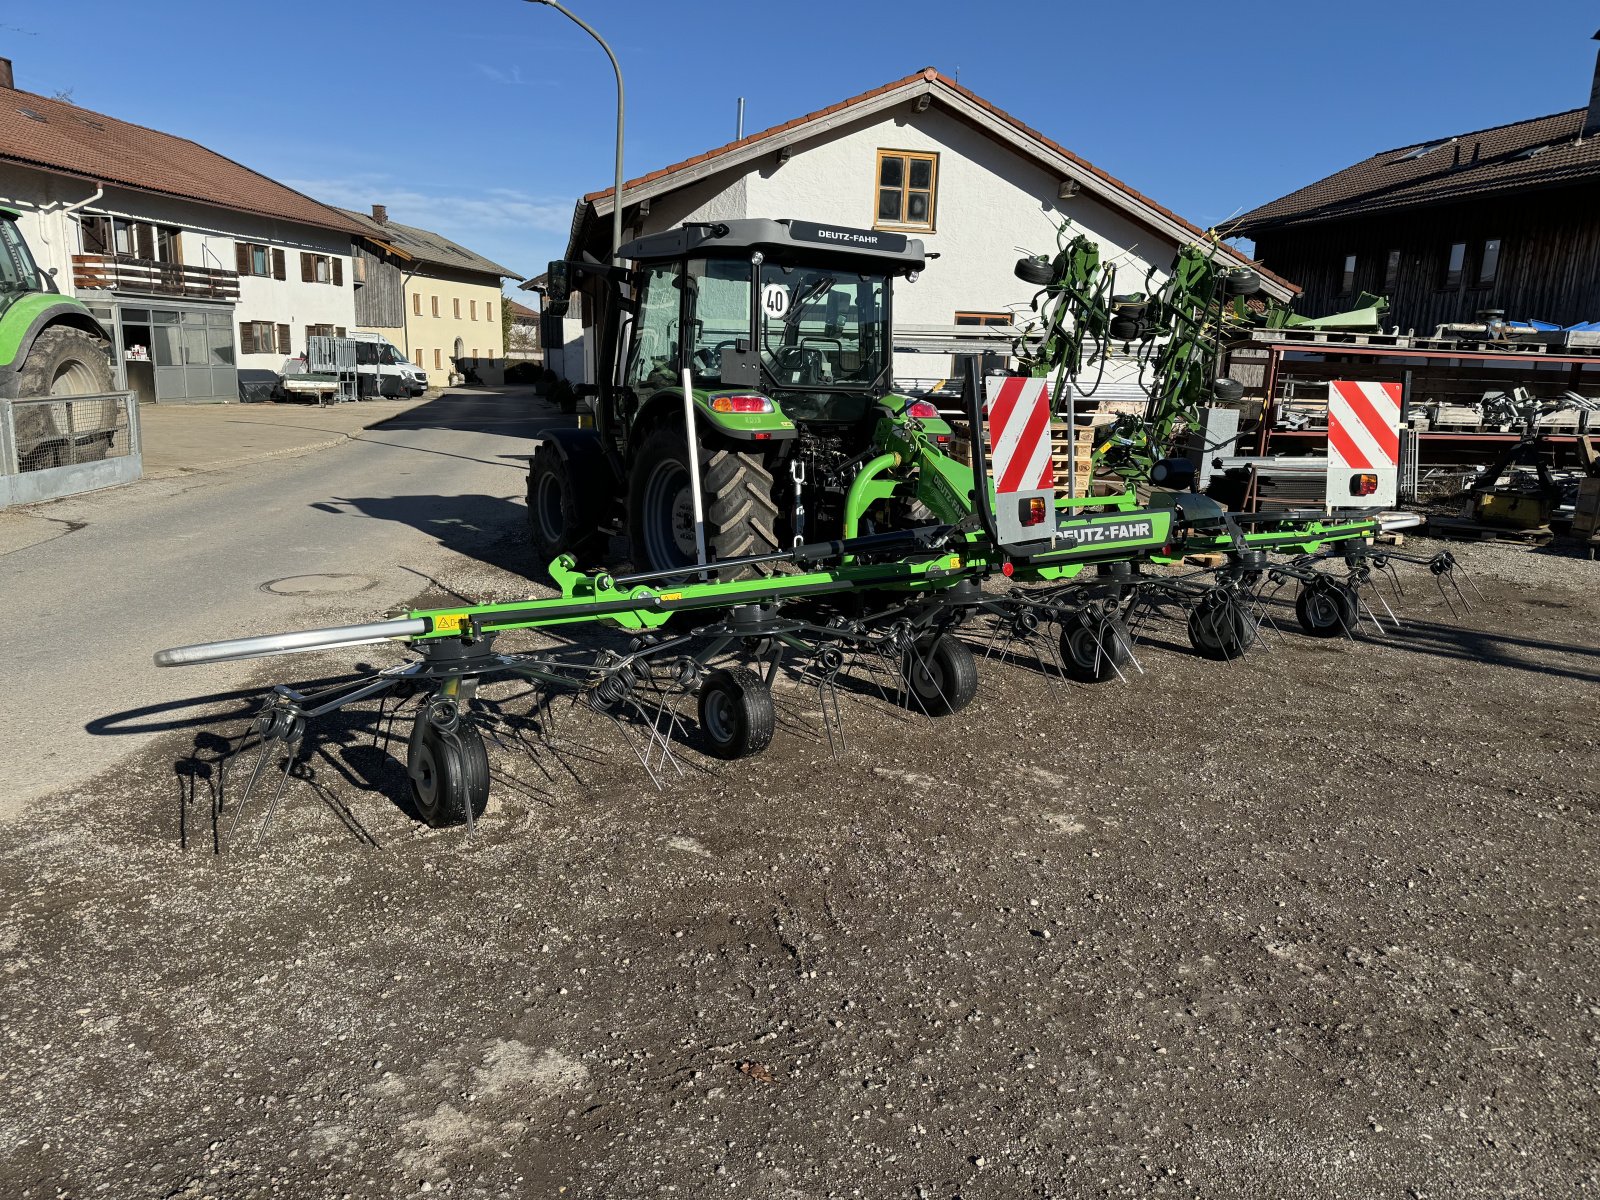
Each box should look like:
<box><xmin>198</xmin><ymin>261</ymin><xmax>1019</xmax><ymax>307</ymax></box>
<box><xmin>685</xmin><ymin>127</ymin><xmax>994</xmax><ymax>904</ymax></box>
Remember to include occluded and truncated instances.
<box><xmin>1058</xmin><ymin>519</ymin><xmax>1156</xmax><ymax>546</ymax></box>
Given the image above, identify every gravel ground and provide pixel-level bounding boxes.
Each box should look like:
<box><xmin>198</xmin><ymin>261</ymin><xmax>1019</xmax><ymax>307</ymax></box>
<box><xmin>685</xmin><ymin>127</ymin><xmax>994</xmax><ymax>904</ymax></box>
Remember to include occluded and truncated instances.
<box><xmin>1</xmin><ymin>537</ymin><xmax>1597</xmax><ymax>1199</ymax></box>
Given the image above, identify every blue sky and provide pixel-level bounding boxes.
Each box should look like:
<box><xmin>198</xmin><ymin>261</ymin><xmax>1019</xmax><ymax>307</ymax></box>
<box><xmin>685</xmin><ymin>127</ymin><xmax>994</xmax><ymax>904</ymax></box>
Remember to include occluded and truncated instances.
<box><xmin>6</xmin><ymin>1</ymin><xmax>1598</xmax><ymax>295</ymax></box>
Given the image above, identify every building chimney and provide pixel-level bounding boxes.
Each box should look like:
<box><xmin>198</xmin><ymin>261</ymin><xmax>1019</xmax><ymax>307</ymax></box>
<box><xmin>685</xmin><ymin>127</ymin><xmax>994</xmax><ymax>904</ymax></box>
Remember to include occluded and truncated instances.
<box><xmin>371</xmin><ymin>203</ymin><xmax>387</xmax><ymax>225</ymax></box>
<box><xmin>1586</xmin><ymin>29</ymin><xmax>1600</xmax><ymax>139</ymax></box>
<box><xmin>0</xmin><ymin>58</ymin><xmax>14</xmax><ymax>91</ymax></box>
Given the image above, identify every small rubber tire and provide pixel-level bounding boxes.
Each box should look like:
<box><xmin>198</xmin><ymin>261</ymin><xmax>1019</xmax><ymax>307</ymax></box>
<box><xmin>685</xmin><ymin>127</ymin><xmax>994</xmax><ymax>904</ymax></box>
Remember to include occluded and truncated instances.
<box><xmin>1015</xmin><ymin>256</ymin><xmax>1056</xmax><ymax>286</ymax></box>
<box><xmin>902</xmin><ymin>634</ymin><xmax>979</xmax><ymax>716</ymax></box>
<box><xmin>1059</xmin><ymin>611</ymin><xmax>1133</xmax><ymax>683</ymax></box>
<box><xmin>527</xmin><ymin>440</ymin><xmax>605</xmax><ymax>570</ymax></box>
<box><xmin>1187</xmin><ymin>591</ymin><xmax>1256</xmax><ymax>661</ymax></box>
<box><xmin>697</xmin><ymin>667</ymin><xmax>775</xmax><ymax>760</ymax></box>
<box><xmin>408</xmin><ymin>716</ymin><xmax>490</xmax><ymax>828</ymax></box>
<box><xmin>1295</xmin><ymin>580</ymin><xmax>1359</xmax><ymax>638</ymax></box>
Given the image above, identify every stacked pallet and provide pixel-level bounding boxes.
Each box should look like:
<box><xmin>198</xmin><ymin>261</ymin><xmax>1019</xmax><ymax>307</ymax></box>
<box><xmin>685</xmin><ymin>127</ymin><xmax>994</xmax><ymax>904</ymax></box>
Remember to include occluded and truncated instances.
<box><xmin>1050</xmin><ymin>416</ymin><xmax>1117</xmax><ymax>497</ymax></box>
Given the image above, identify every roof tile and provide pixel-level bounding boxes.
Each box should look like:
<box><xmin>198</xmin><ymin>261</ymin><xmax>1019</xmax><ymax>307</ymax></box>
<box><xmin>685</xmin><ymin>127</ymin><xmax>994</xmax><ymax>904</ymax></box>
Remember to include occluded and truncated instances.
<box><xmin>1230</xmin><ymin>108</ymin><xmax>1599</xmax><ymax>232</ymax></box>
<box><xmin>0</xmin><ymin>83</ymin><xmax>363</xmax><ymax>233</ymax></box>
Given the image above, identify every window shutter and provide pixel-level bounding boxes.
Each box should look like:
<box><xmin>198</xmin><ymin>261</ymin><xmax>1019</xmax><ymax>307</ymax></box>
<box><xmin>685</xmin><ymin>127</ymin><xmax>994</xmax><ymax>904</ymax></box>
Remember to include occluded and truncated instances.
<box><xmin>332</xmin><ymin>259</ymin><xmax>343</xmax><ymax>287</ymax></box>
<box><xmin>272</xmin><ymin>249</ymin><xmax>287</xmax><ymax>281</ymax></box>
<box><xmin>277</xmin><ymin>323</ymin><xmax>291</xmax><ymax>354</ymax></box>
<box><xmin>300</xmin><ymin>253</ymin><xmax>315</xmax><ymax>283</ymax></box>
<box><xmin>135</xmin><ymin>223</ymin><xmax>156</xmax><ymax>261</ymax></box>
<box><xmin>235</xmin><ymin>242</ymin><xmax>250</xmax><ymax>274</ymax></box>
<box><xmin>240</xmin><ymin>322</ymin><xmax>255</xmax><ymax>354</ymax></box>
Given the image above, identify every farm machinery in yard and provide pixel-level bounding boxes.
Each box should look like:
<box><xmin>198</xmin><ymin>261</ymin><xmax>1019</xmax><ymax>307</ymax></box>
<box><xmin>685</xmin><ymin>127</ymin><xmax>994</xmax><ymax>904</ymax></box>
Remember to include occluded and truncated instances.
<box><xmin>0</xmin><ymin>208</ymin><xmax>121</xmax><ymax>468</ymax></box>
<box><xmin>154</xmin><ymin>214</ymin><xmax>1476</xmax><ymax>842</ymax></box>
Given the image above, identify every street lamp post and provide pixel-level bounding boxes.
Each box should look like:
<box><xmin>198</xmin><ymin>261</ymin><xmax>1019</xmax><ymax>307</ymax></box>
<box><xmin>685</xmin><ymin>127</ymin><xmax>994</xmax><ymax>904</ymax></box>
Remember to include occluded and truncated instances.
<box><xmin>525</xmin><ymin>0</ymin><xmax>625</xmax><ymax>263</ymax></box>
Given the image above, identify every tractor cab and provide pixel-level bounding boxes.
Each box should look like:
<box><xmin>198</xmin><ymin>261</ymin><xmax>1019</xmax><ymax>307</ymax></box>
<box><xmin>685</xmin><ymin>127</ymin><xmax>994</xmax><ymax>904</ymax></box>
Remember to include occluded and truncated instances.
<box><xmin>529</xmin><ymin>219</ymin><xmax>931</xmax><ymax>576</ymax></box>
<box><xmin>611</xmin><ymin>218</ymin><xmax>923</xmax><ymax>435</ymax></box>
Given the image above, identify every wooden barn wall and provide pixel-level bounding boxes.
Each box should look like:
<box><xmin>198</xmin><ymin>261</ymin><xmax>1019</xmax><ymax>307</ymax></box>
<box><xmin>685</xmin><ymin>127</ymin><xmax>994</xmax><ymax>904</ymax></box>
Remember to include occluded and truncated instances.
<box><xmin>1250</xmin><ymin>183</ymin><xmax>1600</xmax><ymax>331</ymax></box>
<box><xmin>353</xmin><ymin>243</ymin><xmax>405</xmax><ymax>328</ymax></box>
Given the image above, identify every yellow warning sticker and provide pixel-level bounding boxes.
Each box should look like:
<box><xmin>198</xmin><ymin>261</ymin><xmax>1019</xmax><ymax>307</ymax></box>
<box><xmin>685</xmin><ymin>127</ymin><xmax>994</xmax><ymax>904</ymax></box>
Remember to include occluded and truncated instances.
<box><xmin>432</xmin><ymin>613</ymin><xmax>465</xmax><ymax>634</ymax></box>
<box><xmin>659</xmin><ymin>592</ymin><xmax>683</xmax><ymax>601</ymax></box>
<box><xmin>947</xmin><ymin>555</ymin><xmax>962</xmax><ymax>569</ymax></box>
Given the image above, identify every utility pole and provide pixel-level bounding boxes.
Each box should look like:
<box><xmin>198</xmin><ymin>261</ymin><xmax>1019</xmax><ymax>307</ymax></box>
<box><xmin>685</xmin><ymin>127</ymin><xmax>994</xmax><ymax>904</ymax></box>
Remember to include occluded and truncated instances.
<box><xmin>526</xmin><ymin>1</ymin><xmax>625</xmax><ymax>262</ymax></box>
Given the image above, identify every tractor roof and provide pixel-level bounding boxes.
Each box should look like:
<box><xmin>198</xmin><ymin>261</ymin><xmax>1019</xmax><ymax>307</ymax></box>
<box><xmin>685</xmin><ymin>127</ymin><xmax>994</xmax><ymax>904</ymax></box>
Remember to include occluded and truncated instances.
<box><xmin>617</xmin><ymin>219</ymin><xmax>925</xmax><ymax>272</ymax></box>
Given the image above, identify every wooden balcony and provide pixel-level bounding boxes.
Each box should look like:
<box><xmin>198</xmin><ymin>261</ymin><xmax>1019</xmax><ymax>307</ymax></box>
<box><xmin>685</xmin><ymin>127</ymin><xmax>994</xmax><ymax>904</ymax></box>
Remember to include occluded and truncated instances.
<box><xmin>72</xmin><ymin>254</ymin><xmax>241</xmax><ymax>302</ymax></box>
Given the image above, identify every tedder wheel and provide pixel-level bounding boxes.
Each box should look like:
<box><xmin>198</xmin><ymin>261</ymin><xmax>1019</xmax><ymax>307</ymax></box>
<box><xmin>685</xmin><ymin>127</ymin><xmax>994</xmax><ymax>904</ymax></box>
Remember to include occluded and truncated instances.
<box><xmin>697</xmin><ymin>667</ymin><xmax>775</xmax><ymax>760</ymax></box>
<box><xmin>1186</xmin><ymin>591</ymin><xmax>1256</xmax><ymax>661</ymax></box>
<box><xmin>1295</xmin><ymin>579</ymin><xmax>1359</xmax><ymax>638</ymax></box>
<box><xmin>627</xmin><ymin>424</ymin><xmax>788</xmax><ymax>577</ymax></box>
<box><xmin>1059</xmin><ymin>610</ymin><xmax>1133</xmax><ymax>683</ymax></box>
<box><xmin>902</xmin><ymin>634</ymin><xmax>979</xmax><ymax>716</ymax></box>
<box><xmin>407</xmin><ymin>711</ymin><xmax>490</xmax><ymax>827</ymax></box>
<box><xmin>527</xmin><ymin>440</ymin><xmax>605</xmax><ymax>570</ymax></box>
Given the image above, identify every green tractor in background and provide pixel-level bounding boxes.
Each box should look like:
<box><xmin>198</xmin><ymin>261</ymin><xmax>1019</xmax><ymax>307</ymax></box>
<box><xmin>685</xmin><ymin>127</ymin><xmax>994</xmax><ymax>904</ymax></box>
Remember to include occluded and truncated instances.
<box><xmin>0</xmin><ymin>207</ymin><xmax>119</xmax><ymax>468</ymax></box>
<box><xmin>526</xmin><ymin>218</ymin><xmax>954</xmax><ymax>576</ymax></box>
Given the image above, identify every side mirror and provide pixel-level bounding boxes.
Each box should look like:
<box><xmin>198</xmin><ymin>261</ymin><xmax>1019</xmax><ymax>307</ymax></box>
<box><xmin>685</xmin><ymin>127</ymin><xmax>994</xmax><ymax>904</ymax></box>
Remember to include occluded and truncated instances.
<box><xmin>544</xmin><ymin>259</ymin><xmax>569</xmax><ymax>304</ymax></box>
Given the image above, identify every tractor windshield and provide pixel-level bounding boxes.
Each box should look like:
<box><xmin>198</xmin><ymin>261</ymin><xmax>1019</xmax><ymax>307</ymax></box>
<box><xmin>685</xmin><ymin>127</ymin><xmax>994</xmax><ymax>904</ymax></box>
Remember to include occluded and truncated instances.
<box><xmin>0</xmin><ymin>216</ymin><xmax>45</xmax><ymax>298</ymax></box>
<box><xmin>757</xmin><ymin>262</ymin><xmax>888</xmax><ymax>422</ymax></box>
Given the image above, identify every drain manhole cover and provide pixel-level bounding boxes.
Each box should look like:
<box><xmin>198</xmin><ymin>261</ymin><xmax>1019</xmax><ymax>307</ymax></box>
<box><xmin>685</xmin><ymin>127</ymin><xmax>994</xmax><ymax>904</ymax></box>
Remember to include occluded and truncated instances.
<box><xmin>260</xmin><ymin>573</ymin><xmax>376</xmax><ymax>596</ymax></box>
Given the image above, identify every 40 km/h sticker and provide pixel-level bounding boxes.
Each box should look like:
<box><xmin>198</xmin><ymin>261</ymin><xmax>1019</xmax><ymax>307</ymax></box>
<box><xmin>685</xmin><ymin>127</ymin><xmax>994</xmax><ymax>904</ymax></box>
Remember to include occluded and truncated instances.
<box><xmin>761</xmin><ymin>283</ymin><xmax>790</xmax><ymax>319</ymax></box>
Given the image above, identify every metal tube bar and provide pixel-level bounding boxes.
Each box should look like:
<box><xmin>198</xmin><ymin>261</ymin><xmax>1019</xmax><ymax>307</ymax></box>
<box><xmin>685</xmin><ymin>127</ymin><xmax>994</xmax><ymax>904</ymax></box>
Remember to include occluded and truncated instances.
<box><xmin>154</xmin><ymin>619</ymin><xmax>428</xmax><ymax>668</ymax></box>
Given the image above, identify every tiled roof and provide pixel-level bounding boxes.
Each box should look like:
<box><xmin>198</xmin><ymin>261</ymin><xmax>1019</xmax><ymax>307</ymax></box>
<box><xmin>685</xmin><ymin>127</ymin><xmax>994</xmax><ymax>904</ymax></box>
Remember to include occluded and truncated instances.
<box><xmin>0</xmin><ymin>83</ymin><xmax>362</xmax><ymax>233</ymax></box>
<box><xmin>577</xmin><ymin>67</ymin><xmax>1290</xmax><ymax>292</ymax></box>
<box><xmin>506</xmin><ymin>298</ymin><xmax>538</xmax><ymax>319</ymax></box>
<box><xmin>1230</xmin><ymin>108</ymin><xmax>1600</xmax><ymax>233</ymax></box>
<box><xmin>339</xmin><ymin>208</ymin><xmax>519</xmax><ymax>279</ymax></box>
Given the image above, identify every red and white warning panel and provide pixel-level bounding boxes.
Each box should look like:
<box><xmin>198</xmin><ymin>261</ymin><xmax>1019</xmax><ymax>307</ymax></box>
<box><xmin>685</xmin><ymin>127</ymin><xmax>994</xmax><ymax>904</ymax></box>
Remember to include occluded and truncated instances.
<box><xmin>1326</xmin><ymin>380</ymin><xmax>1401</xmax><ymax>508</ymax></box>
<box><xmin>984</xmin><ymin>375</ymin><xmax>1056</xmax><ymax>546</ymax></box>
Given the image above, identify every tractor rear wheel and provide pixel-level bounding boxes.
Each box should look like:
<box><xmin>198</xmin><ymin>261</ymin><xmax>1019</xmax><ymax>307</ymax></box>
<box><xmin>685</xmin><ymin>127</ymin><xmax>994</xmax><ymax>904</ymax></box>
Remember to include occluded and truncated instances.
<box><xmin>628</xmin><ymin>424</ymin><xmax>786</xmax><ymax>576</ymax></box>
<box><xmin>527</xmin><ymin>441</ymin><xmax>605</xmax><ymax>573</ymax></box>
<box><xmin>6</xmin><ymin>326</ymin><xmax>118</xmax><ymax>467</ymax></box>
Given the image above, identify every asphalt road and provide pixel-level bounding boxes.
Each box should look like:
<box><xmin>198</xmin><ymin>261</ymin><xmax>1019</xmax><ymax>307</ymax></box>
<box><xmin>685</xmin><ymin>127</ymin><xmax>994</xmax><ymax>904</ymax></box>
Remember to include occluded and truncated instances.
<box><xmin>0</xmin><ymin>389</ymin><xmax>563</xmax><ymax>821</ymax></box>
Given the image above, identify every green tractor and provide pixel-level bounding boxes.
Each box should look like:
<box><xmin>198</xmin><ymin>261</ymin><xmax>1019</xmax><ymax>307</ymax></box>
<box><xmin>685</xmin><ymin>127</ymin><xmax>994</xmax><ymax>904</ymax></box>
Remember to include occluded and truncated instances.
<box><xmin>0</xmin><ymin>207</ymin><xmax>118</xmax><ymax>468</ymax></box>
<box><xmin>526</xmin><ymin>218</ymin><xmax>957</xmax><ymax>575</ymax></box>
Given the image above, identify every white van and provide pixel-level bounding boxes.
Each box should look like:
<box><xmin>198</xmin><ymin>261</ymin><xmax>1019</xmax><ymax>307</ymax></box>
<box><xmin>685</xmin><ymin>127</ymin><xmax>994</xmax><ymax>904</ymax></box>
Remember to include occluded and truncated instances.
<box><xmin>351</xmin><ymin>331</ymin><xmax>428</xmax><ymax>398</ymax></box>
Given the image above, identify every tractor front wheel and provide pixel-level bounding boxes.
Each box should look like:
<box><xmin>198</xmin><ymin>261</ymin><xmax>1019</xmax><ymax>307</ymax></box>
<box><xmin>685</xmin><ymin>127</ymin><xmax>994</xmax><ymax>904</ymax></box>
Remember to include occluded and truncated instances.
<box><xmin>628</xmin><ymin>425</ymin><xmax>785</xmax><ymax>576</ymax></box>
<box><xmin>527</xmin><ymin>441</ymin><xmax>605</xmax><ymax>573</ymax></box>
<box><xmin>6</xmin><ymin>326</ymin><xmax>118</xmax><ymax>467</ymax></box>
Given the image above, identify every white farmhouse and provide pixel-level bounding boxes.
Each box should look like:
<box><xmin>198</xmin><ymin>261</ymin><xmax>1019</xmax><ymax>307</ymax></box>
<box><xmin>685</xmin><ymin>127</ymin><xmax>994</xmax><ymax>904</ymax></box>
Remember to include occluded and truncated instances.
<box><xmin>0</xmin><ymin>58</ymin><xmax>361</xmax><ymax>405</ymax></box>
<box><xmin>544</xmin><ymin>67</ymin><xmax>1290</xmax><ymax>390</ymax></box>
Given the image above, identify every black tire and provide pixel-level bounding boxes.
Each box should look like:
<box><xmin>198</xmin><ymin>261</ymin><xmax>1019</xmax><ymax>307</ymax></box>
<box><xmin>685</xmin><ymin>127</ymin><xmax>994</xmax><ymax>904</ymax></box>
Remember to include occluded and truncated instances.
<box><xmin>1187</xmin><ymin>590</ymin><xmax>1256</xmax><ymax>661</ymax></box>
<box><xmin>628</xmin><ymin>424</ymin><xmax>786</xmax><ymax>577</ymax></box>
<box><xmin>407</xmin><ymin>711</ymin><xmax>490</xmax><ymax>828</ymax></box>
<box><xmin>1295</xmin><ymin>580</ymin><xmax>1358</xmax><ymax>638</ymax></box>
<box><xmin>697</xmin><ymin>667</ymin><xmax>775</xmax><ymax>760</ymax></box>
<box><xmin>1059</xmin><ymin>610</ymin><xmax>1134</xmax><ymax>683</ymax></box>
<box><xmin>902</xmin><ymin>634</ymin><xmax>978</xmax><ymax>716</ymax></box>
<box><xmin>527</xmin><ymin>441</ymin><xmax>605</xmax><ymax>570</ymax></box>
<box><xmin>6</xmin><ymin>325</ymin><xmax>117</xmax><ymax>465</ymax></box>
<box><xmin>1015</xmin><ymin>256</ymin><xmax>1056</xmax><ymax>286</ymax></box>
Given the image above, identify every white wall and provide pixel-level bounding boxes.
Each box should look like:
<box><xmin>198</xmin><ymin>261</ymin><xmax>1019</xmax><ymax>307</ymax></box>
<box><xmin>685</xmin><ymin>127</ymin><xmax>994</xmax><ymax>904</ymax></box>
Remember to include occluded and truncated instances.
<box><xmin>0</xmin><ymin>163</ymin><xmax>355</xmax><ymax>373</ymax></box>
<box><xmin>622</xmin><ymin>105</ymin><xmax>1177</xmax><ymax>390</ymax></box>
